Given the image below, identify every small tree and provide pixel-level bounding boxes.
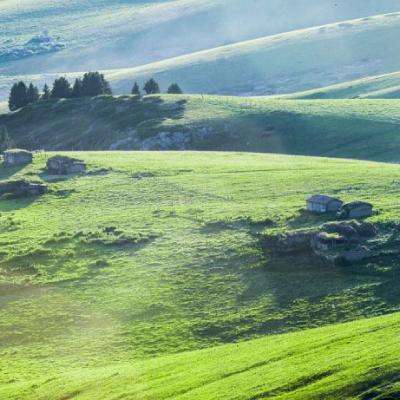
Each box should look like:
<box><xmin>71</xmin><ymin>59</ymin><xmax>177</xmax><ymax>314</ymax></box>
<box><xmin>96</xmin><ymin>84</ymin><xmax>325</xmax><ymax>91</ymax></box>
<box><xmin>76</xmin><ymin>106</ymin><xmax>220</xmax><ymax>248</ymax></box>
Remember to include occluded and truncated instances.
<box><xmin>8</xmin><ymin>81</ymin><xmax>28</xmax><ymax>111</ymax></box>
<box><xmin>131</xmin><ymin>81</ymin><xmax>141</xmax><ymax>98</ymax></box>
<box><xmin>26</xmin><ymin>83</ymin><xmax>40</xmax><ymax>104</ymax></box>
<box><xmin>143</xmin><ymin>78</ymin><xmax>160</xmax><ymax>95</ymax></box>
<box><xmin>81</xmin><ymin>72</ymin><xmax>112</xmax><ymax>97</ymax></box>
<box><xmin>42</xmin><ymin>83</ymin><xmax>51</xmax><ymax>100</ymax></box>
<box><xmin>0</xmin><ymin>125</ymin><xmax>10</xmax><ymax>152</ymax></box>
<box><xmin>167</xmin><ymin>83</ymin><xmax>183</xmax><ymax>94</ymax></box>
<box><xmin>51</xmin><ymin>77</ymin><xmax>71</xmax><ymax>98</ymax></box>
<box><xmin>71</xmin><ymin>78</ymin><xmax>83</xmax><ymax>98</ymax></box>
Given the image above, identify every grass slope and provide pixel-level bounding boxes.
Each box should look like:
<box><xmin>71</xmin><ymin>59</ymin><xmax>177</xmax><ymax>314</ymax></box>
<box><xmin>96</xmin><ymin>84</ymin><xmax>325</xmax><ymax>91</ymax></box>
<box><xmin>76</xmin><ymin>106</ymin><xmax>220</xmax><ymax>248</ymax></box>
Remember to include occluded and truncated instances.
<box><xmin>285</xmin><ymin>70</ymin><xmax>400</xmax><ymax>99</ymax></box>
<box><xmin>1</xmin><ymin>151</ymin><xmax>400</xmax><ymax>397</ymax></box>
<box><xmin>2</xmin><ymin>0</ymin><xmax>400</xmax><ymax>80</ymax></box>
<box><xmin>2</xmin><ymin>94</ymin><xmax>400</xmax><ymax>162</ymax></box>
<box><xmin>4</xmin><ymin>11</ymin><xmax>400</xmax><ymax>99</ymax></box>
<box><xmin>2</xmin><ymin>312</ymin><xmax>400</xmax><ymax>399</ymax></box>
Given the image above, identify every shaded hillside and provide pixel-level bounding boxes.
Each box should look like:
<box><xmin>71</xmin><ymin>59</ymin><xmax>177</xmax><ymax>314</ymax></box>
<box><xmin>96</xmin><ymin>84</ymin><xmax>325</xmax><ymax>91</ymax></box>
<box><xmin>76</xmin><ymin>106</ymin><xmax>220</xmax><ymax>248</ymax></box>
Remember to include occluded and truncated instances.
<box><xmin>2</xmin><ymin>0</ymin><xmax>400</xmax><ymax>80</ymax></box>
<box><xmin>2</xmin><ymin>151</ymin><xmax>400</xmax><ymax>398</ymax></box>
<box><xmin>2</xmin><ymin>94</ymin><xmax>400</xmax><ymax>162</ymax></box>
<box><xmin>286</xmin><ymin>70</ymin><xmax>400</xmax><ymax>99</ymax></box>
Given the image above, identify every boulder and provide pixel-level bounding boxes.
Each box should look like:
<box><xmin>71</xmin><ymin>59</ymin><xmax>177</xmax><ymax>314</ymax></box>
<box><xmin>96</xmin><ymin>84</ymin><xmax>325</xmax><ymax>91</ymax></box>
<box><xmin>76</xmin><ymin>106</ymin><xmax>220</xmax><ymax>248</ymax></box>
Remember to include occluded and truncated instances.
<box><xmin>0</xmin><ymin>179</ymin><xmax>47</xmax><ymax>198</ymax></box>
<box><xmin>3</xmin><ymin>149</ymin><xmax>33</xmax><ymax>167</ymax></box>
<box><xmin>46</xmin><ymin>155</ymin><xmax>86</xmax><ymax>175</ymax></box>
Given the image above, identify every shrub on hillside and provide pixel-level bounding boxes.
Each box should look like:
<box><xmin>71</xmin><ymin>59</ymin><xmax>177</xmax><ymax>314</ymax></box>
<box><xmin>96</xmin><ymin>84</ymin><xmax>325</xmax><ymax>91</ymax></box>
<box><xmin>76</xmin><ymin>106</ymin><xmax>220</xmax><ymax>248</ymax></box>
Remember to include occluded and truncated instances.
<box><xmin>81</xmin><ymin>72</ymin><xmax>112</xmax><ymax>97</ymax></box>
<box><xmin>51</xmin><ymin>77</ymin><xmax>71</xmax><ymax>99</ymax></box>
<box><xmin>26</xmin><ymin>83</ymin><xmax>40</xmax><ymax>104</ymax></box>
<box><xmin>143</xmin><ymin>78</ymin><xmax>160</xmax><ymax>95</ymax></box>
<box><xmin>167</xmin><ymin>83</ymin><xmax>183</xmax><ymax>94</ymax></box>
<box><xmin>131</xmin><ymin>81</ymin><xmax>141</xmax><ymax>98</ymax></box>
<box><xmin>8</xmin><ymin>81</ymin><xmax>28</xmax><ymax>111</ymax></box>
<box><xmin>42</xmin><ymin>83</ymin><xmax>51</xmax><ymax>100</ymax></box>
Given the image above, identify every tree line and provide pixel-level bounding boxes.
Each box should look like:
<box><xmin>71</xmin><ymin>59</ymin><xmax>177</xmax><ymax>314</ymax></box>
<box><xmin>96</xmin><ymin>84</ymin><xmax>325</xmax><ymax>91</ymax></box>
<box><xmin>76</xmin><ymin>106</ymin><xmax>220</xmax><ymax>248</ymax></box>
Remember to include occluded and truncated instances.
<box><xmin>8</xmin><ymin>72</ymin><xmax>183</xmax><ymax>111</ymax></box>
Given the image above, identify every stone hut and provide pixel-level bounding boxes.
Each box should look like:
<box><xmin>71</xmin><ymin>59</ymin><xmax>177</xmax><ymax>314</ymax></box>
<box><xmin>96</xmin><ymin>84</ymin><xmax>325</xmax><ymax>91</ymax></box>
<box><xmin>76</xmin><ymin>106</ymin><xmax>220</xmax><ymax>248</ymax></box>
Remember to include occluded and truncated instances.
<box><xmin>46</xmin><ymin>155</ymin><xmax>86</xmax><ymax>175</ymax></box>
<box><xmin>0</xmin><ymin>180</ymin><xmax>47</xmax><ymax>198</ymax></box>
<box><xmin>307</xmin><ymin>195</ymin><xmax>343</xmax><ymax>214</ymax></box>
<box><xmin>340</xmin><ymin>201</ymin><xmax>373</xmax><ymax>219</ymax></box>
<box><xmin>3</xmin><ymin>149</ymin><xmax>33</xmax><ymax>167</ymax></box>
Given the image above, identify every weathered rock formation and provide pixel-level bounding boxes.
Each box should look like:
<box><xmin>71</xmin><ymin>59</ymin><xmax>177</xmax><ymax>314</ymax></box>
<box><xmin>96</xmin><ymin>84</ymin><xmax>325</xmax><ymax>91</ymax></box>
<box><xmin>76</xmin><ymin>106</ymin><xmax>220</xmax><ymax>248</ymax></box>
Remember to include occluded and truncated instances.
<box><xmin>3</xmin><ymin>149</ymin><xmax>33</xmax><ymax>167</ymax></box>
<box><xmin>46</xmin><ymin>155</ymin><xmax>86</xmax><ymax>175</ymax></box>
<box><xmin>0</xmin><ymin>180</ymin><xmax>47</xmax><ymax>198</ymax></box>
<box><xmin>263</xmin><ymin>220</ymin><xmax>378</xmax><ymax>266</ymax></box>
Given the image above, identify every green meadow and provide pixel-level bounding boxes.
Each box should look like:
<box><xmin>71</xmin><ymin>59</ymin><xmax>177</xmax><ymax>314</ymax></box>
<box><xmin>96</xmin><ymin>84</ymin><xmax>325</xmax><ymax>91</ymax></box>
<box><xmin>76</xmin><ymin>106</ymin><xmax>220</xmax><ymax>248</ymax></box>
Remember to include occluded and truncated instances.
<box><xmin>3</xmin><ymin>94</ymin><xmax>400</xmax><ymax>162</ymax></box>
<box><xmin>1</xmin><ymin>151</ymin><xmax>400</xmax><ymax>398</ymax></box>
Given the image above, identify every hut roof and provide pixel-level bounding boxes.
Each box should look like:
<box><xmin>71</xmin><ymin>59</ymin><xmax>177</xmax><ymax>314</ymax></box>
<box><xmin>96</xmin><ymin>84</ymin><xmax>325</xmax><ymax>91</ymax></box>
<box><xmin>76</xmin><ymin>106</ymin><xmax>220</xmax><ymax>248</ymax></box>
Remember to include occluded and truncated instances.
<box><xmin>341</xmin><ymin>201</ymin><xmax>373</xmax><ymax>212</ymax></box>
<box><xmin>307</xmin><ymin>195</ymin><xmax>342</xmax><ymax>206</ymax></box>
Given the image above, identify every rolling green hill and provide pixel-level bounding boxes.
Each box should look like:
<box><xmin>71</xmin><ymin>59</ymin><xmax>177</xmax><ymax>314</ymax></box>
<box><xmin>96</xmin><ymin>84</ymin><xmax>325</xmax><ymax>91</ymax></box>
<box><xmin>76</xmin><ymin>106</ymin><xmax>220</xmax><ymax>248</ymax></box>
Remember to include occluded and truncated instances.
<box><xmin>3</xmin><ymin>12</ymin><xmax>400</xmax><ymax>100</ymax></box>
<box><xmin>2</xmin><ymin>94</ymin><xmax>400</xmax><ymax>162</ymax></box>
<box><xmin>1</xmin><ymin>151</ymin><xmax>400</xmax><ymax>398</ymax></box>
<box><xmin>285</xmin><ymin>70</ymin><xmax>400</xmax><ymax>99</ymax></box>
<box><xmin>3</xmin><ymin>312</ymin><xmax>400</xmax><ymax>399</ymax></box>
<box><xmin>2</xmin><ymin>0</ymin><xmax>400</xmax><ymax>83</ymax></box>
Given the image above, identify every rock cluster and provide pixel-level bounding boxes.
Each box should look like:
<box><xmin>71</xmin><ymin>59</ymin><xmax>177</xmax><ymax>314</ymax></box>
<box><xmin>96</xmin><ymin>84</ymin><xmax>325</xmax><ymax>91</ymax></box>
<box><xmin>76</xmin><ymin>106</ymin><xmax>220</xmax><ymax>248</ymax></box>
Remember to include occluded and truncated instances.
<box><xmin>0</xmin><ymin>180</ymin><xmax>47</xmax><ymax>198</ymax></box>
<box><xmin>264</xmin><ymin>220</ymin><xmax>378</xmax><ymax>266</ymax></box>
<box><xmin>46</xmin><ymin>155</ymin><xmax>86</xmax><ymax>175</ymax></box>
<box><xmin>3</xmin><ymin>149</ymin><xmax>33</xmax><ymax>167</ymax></box>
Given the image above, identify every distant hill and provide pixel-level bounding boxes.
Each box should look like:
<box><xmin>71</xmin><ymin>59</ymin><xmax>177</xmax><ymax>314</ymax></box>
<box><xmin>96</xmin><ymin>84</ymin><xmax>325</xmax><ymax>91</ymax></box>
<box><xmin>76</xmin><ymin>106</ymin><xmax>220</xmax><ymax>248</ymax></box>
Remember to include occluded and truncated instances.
<box><xmin>2</xmin><ymin>0</ymin><xmax>400</xmax><ymax>78</ymax></box>
<box><xmin>283</xmin><ymin>70</ymin><xmax>400</xmax><ymax>99</ymax></box>
<box><xmin>2</xmin><ymin>94</ymin><xmax>400</xmax><ymax>162</ymax></box>
<box><xmin>3</xmin><ymin>12</ymin><xmax>400</xmax><ymax>100</ymax></box>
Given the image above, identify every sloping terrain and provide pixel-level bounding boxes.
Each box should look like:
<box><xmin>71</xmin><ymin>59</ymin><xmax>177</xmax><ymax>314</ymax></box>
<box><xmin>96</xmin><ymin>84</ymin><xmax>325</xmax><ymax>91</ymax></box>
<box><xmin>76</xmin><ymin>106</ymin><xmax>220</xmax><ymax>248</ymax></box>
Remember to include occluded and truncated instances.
<box><xmin>2</xmin><ymin>94</ymin><xmax>400</xmax><ymax>162</ymax></box>
<box><xmin>3</xmin><ymin>12</ymin><xmax>400</xmax><ymax>99</ymax></box>
<box><xmin>1</xmin><ymin>151</ymin><xmax>400</xmax><ymax>397</ymax></box>
<box><xmin>285</xmin><ymin>70</ymin><xmax>400</xmax><ymax>99</ymax></box>
<box><xmin>3</xmin><ymin>312</ymin><xmax>400</xmax><ymax>399</ymax></box>
<box><xmin>2</xmin><ymin>0</ymin><xmax>400</xmax><ymax>78</ymax></box>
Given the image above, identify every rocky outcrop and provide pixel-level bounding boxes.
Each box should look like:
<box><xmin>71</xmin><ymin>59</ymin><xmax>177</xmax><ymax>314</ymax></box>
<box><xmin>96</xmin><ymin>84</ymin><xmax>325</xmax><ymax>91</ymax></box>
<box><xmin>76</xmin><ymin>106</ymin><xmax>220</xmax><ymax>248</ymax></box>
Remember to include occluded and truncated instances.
<box><xmin>46</xmin><ymin>155</ymin><xmax>86</xmax><ymax>175</ymax></box>
<box><xmin>3</xmin><ymin>149</ymin><xmax>33</xmax><ymax>167</ymax></box>
<box><xmin>263</xmin><ymin>220</ymin><xmax>378</xmax><ymax>266</ymax></box>
<box><xmin>0</xmin><ymin>180</ymin><xmax>47</xmax><ymax>198</ymax></box>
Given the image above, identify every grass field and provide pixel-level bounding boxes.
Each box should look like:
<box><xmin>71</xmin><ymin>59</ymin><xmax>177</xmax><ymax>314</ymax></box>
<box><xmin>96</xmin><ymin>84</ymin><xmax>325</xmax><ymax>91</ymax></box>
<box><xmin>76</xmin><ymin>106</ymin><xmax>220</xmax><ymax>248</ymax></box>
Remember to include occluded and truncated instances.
<box><xmin>1</xmin><ymin>151</ymin><xmax>400</xmax><ymax>398</ymax></box>
<box><xmin>3</xmin><ymin>312</ymin><xmax>400</xmax><ymax>399</ymax></box>
<box><xmin>2</xmin><ymin>94</ymin><xmax>400</xmax><ymax>162</ymax></box>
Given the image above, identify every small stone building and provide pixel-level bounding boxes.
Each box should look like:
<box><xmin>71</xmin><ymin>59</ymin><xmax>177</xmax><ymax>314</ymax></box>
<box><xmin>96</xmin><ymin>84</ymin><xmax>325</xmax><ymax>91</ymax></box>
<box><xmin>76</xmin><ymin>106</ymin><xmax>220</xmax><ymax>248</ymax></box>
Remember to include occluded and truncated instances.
<box><xmin>46</xmin><ymin>155</ymin><xmax>86</xmax><ymax>175</ymax></box>
<box><xmin>307</xmin><ymin>195</ymin><xmax>343</xmax><ymax>214</ymax></box>
<box><xmin>3</xmin><ymin>149</ymin><xmax>33</xmax><ymax>167</ymax></box>
<box><xmin>340</xmin><ymin>201</ymin><xmax>373</xmax><ymax>219</ymax></box>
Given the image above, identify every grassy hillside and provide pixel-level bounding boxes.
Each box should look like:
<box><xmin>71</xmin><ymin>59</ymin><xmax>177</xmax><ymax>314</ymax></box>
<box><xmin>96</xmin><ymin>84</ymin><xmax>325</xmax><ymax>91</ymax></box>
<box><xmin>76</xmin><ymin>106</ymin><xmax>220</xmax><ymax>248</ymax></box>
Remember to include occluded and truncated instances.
<box><xmin>2</xmin><ymin>0</ymin><xmax>400</xmax><ymax>81</ymax></box>
<box><xmin>4</xmin><ymin>11</ymin><xmax>400</xmax><ymax>100</ymax></box>
<box><xmin>286</xmin><ymin>70</ymin><xmax>400</xmax><ymax>99</ymax></box>
<box><xmin>3</xmin><ymin>312</ymin><xmax>400</xmax><ymax>399</ymax></box>
<box><xmin>2</xmin><ymin>94</ymin><xmax>400</xmax><ymax>162</ymax></box>
<box><xmin>1</xmin><ymin>151</ymin><xmax>400</xmax><ymax>397</ymax></box>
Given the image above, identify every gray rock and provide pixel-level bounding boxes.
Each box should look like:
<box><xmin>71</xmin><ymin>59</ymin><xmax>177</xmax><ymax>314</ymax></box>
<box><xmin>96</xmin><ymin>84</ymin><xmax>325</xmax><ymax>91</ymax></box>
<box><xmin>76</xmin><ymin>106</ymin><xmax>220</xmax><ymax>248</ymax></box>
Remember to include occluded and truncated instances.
<box><xmin>141</xmin><ymin>131</ymin><xmax>190</xmax><ymax>151</ymax></box>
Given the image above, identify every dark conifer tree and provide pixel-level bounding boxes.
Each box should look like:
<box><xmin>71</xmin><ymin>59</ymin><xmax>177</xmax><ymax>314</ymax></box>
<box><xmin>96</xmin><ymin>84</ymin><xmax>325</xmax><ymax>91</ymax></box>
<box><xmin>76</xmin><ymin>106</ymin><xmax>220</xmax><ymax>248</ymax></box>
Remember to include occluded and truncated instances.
<box><xmin>8</xmin><ymin>81</ymin><xmax>28</xmax><ymax>111</ymax></box>
<box><xmin>26</xmin><ymin>83</ymin><xmax>40</xmax><ymax>104</ymax></box>
<box><xmin>167</xmin><ymin>83</ymin><xmax>183</xmax><ymax>94</ymax></box>
<box><xmin>81</xmin><ymin>72</ymin><xmax>112</xmax><ymax>97</ymax></box>
<box><xmin>143</xmin><ymin>78</ymin><xmax>160</xmax><ymax>95</ymax></box>
<box><xmin>0</xmin><ymin>125</ymin><xmax>10</xmax><ymax>152</ymax></box>
<box><xmin>131</xmin><ymin>81</ymin><xmax>141</xmax><ymax>98</ymax></box>
<box><xmin>51</xmin><ymin>77</ymin><xmax>71</xmax><ymax>98</ymax></box>
<box><xmin>42</xmin><ymin>83</ymin><xmax>51</xmax><ymax>100</ymax></box>
<box><xmin>71</xmin><ymin>78</ymin><xmax>83</xmax><ymax>98</ymax></box>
